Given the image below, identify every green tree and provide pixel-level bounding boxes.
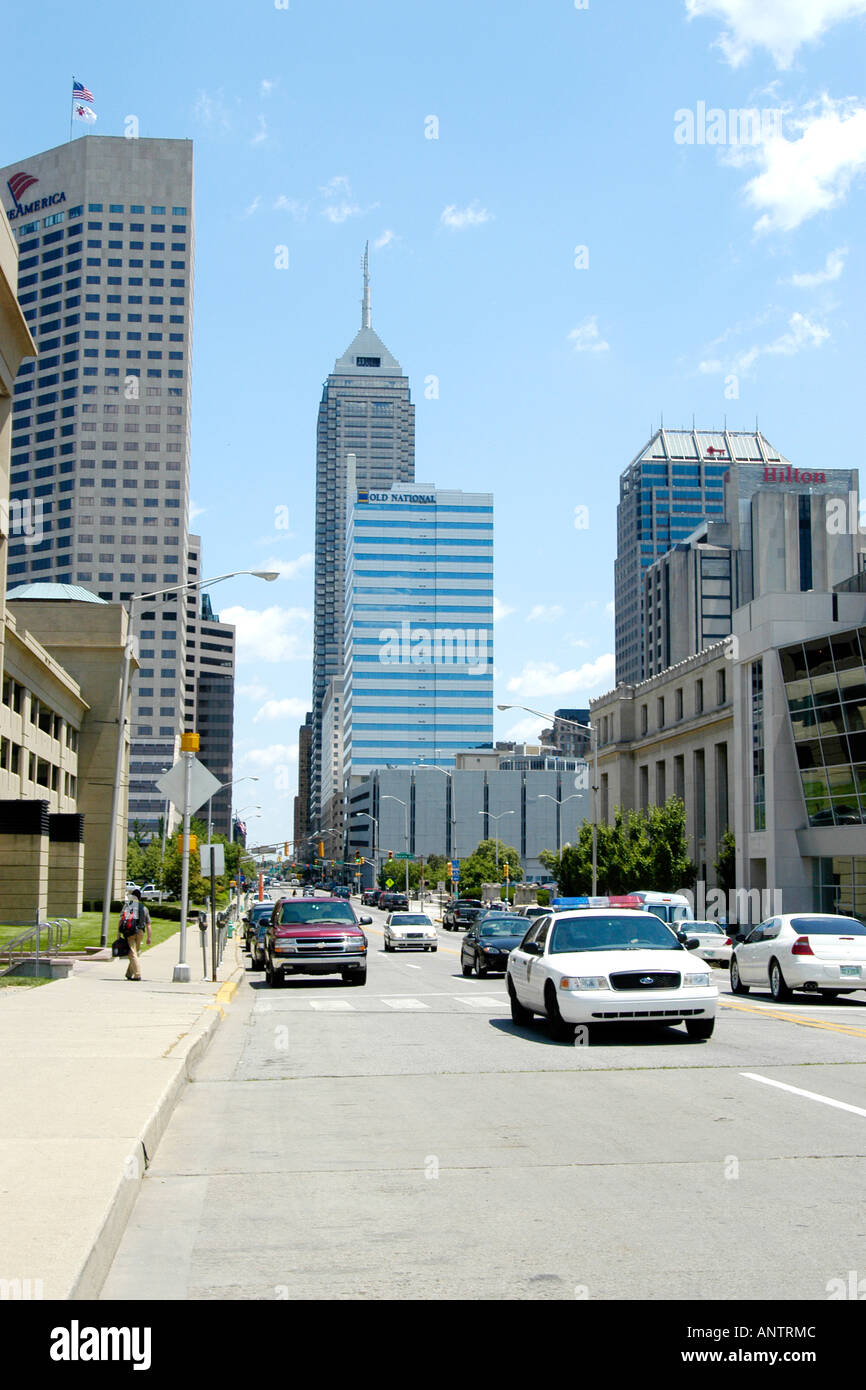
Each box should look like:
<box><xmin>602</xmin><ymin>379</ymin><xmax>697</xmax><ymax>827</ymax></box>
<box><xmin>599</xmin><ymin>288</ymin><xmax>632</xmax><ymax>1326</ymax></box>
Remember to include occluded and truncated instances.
<box><xmin>454</xmin><ymin>839</ymin><xmax>524</xmax><ymax>898</ymax></box>
<box><xmin>714</xmin><ymin>828</ymin><xmax>736</xmax><ymax>895</ymax></box>
<box><xmin>552</xmin><ymin>799</ymin><xmax>696</xmax><ymax>896</ymax></box>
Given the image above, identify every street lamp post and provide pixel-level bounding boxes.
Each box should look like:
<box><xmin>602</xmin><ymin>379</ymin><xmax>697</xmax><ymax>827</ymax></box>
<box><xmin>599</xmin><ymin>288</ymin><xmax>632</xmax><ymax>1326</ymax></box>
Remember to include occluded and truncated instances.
<box><xmin>101</xmin><ymin>569</ymin><xmax>278</xmax><ymax>958</ymax></box>
<box><xmin>477</xmin><ymin>808</ymin><xmax>515</xmax><ymax>872</ymax></box>
<box><xmin>537</xmin><ymin>793</ymin><xmax>583</xmax><ymax>866</ymax></box>
<box><xmin>498</xmin><ymin>703</ymin><xmax>598</xmax><ymax>897</ymax></box>
<box><xmin>352</xmin><ymin>812</ymin><xmax>378</xmax><ymax>888</ymax></box>
<box><xmin>414</xmin><ymin>761</ymin><xmax>457</xmax><ymax>860</ymax></box>
<box><xmin>382</xmin><ymin>794</ymin><xmax>410</xmax><ymax>898</ymax></box>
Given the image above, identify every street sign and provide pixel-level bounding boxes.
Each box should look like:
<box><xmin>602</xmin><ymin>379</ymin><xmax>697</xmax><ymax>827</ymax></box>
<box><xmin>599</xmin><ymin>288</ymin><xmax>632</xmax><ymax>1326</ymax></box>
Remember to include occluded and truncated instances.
<box><xmin>156</xmin><ymin>757</ymin><xmax>222</xmax><ymax>815</ymax></box>
<box><xmin>385</xmin><ymin>877</ymin><xmax>395</xmax><ymax>888</ymax></box>
<box><xmin>395</xmin><ymin>852</ymin><xmax>412</xmax><ymax>860</ymax></box>
<box><xmin>200</xmin><ymin>843</ymin><xmax>226</xmax><ymax>875</ymax></box>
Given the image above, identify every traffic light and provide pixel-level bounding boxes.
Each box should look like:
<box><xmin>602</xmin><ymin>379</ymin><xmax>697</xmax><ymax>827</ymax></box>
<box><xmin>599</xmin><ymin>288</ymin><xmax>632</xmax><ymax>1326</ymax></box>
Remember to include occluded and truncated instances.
<box><xmin>176</xmin><ymin>833</ymin><xmax>198</xmax><ymax>854</ymax></box>
<box><xmin>284</xmin><ymin>842</ymin><xmax>289</xmax><ymax>856</ymax></box>
<box><xmin>387</xmin><ymin>850</ymin><xmax>393</xmax><ymax>861</ymax></box>
<box><xmin>318</xmin><ymin>840</ymin><xmax>325</xmax><ymax>858</ymax></box>
<box><xmin>447</xmin><ymin>860</ymin><xmax>453</xmax><ymax>878</ymax></box>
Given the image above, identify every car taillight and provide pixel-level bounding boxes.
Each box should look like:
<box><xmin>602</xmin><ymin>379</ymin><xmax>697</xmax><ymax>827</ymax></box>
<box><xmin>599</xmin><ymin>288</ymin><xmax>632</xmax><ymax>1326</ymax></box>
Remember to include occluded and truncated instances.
<box><xmin>791</xmin><ymin>936</ymin><xmax>814</xmax><ymax>956</ymax></box>
<box><xmin>723</xmin><ymin>938</ymin><xmax>733</xmax><ymax>946</ymax></box>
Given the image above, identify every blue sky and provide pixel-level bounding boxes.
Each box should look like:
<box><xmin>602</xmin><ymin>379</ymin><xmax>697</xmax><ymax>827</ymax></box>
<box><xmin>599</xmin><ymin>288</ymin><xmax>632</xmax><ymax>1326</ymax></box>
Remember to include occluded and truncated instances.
<box><xmin>4</xmin><ymin>0</ymin><xmax>866</xmax><ymax>843</ymax></box>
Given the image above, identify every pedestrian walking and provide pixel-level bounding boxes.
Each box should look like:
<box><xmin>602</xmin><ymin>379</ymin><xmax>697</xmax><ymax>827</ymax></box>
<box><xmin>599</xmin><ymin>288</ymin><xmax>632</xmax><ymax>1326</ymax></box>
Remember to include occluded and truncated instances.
<box><xmin>121</xmin><ymin>888</ymin><xmax>152</xmax><ymax>980</ymax></box>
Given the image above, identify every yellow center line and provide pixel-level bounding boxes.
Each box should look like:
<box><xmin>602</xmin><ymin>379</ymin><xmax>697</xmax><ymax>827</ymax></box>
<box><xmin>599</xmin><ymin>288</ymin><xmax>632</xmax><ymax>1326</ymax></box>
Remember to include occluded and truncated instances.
<box><xmin>719</xmin><ymin>997</ymin><xmax>866</xmax><ymax>1039</ymax></box>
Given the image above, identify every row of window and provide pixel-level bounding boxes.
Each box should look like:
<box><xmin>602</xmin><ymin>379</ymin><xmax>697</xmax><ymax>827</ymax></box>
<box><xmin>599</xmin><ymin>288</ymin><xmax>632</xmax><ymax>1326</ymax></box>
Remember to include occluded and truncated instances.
<box><xmin>0</xmin><ymin>738</ymin><xmax>78</xmax><ymax>798</ymax></box>
<box><xmin>1</xmin><ymin>680</ymin><xmax>80</xmax><ymax>749</ymax></box>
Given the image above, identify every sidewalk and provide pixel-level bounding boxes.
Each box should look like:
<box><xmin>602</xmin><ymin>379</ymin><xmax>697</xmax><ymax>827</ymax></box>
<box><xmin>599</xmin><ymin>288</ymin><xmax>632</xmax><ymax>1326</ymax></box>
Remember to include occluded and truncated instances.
<box><xmin>0</xmin><ymin>927</ymin><xmax>243</xmax><ymax>1300</ymax></box>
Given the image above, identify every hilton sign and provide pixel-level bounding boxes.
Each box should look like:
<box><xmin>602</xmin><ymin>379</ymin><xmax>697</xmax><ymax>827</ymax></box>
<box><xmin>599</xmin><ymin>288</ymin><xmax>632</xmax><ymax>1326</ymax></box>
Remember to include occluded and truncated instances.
<box><xmin>763</xmin><ymin>466</ymin><xmax>826</xmax><ymax>485</ymax></box>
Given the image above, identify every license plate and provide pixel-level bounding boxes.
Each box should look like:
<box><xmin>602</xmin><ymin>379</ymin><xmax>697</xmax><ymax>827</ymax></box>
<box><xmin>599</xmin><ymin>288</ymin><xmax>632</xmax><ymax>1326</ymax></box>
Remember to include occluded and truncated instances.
<box><xmin>840</xmin><ymin>966</ymin><xmax>861</xmax><ymax>978</ymax></box>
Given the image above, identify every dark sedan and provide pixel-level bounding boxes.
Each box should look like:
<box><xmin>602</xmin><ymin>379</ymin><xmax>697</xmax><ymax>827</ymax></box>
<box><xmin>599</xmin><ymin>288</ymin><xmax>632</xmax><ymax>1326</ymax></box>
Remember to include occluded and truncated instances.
<box><xmin>361</xmin><ymin>888</ymin><xmax>382</xmax><ymax>907</ymax></box>
<box><xmin>244</xmin><ymin>900</ymin><xmax>276</xmax><ymax>951</ymax></box>
<box><xmin>461</xmin><ymin>916</ymin><xmax>527</xmax><ymax>977</ymax></box>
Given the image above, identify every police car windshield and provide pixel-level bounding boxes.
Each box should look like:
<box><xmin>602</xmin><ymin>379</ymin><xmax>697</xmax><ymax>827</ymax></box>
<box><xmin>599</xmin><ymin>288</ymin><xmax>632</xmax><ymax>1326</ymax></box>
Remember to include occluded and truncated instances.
<box><xmin>548</xmin><ymin>914</ymin><xmax>680</xmax><ymax>954</ymax></box>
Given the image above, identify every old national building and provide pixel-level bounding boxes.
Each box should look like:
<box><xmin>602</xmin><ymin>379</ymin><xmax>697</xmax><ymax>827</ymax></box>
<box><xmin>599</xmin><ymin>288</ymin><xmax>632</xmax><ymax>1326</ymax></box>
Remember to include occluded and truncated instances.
<box><xmin>591</xmin><ymin>642</ymin><xmax>733</xmax><ymax>887</ymax></box>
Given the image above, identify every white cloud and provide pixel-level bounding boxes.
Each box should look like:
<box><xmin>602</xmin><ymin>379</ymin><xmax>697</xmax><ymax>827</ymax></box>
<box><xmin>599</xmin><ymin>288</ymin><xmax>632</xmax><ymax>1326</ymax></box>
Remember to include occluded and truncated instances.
<box><xmin>238</xmin><ymin>743</ymin><xmax>299</xmax><ymax>770</ymax></box>
<box><xmin>238</xmin><ymin>680</ymin><xmax>271</xmax><ymax>702</ymax></box>
<box><xmin>374</xmin><ymin>229</ymin><xmax>397</xmax><ymax>250</ymax></box>
<box><xmin>698</xmin><ymin>310</ymin><xmax>831</xmax><ymax>377</ymax></box>
<box><xmin>568</xmin><ymin>317</ymin><xmax>610</xmax><ymax>353</ymax></box>
<box><xmin>260</xmin><ymin>78</ymin><xmax>278</xmax><ymax>98</ymax></box>
<box><xmin>685</xmin><ymin>0</ymin><xmax>866</xmax><ymax>69</ymax></box>
<box><xmin>189</xmin><ymin>500</ymin><xmax>206</xmax><ymax>522</ymax></box>
<box><xmin>527</xmin><ymin>604</ymin><xmax>565</xmax><ymax>624</ymax></box>
<box><xmin>787</xmin><ymin>246</ymin><xmax>848</xmax><ymax>287</ymax></box>
<box><xmin>440</xmin><ymin>202</ymin><xmax>492</xmax><ymax>229</ymax></box>
<box><xmin>253</xmin><ymin>697</ymin><xmax>309</xmax><ymax>724</ymax></box>
<box><xmin>320</xmin><ymin>175</ymin><xmax>352</xmax><ymax>198</ymax></box>
<box><xmin>274</xmin><ymin>195</ymin><xmax>309</xmax><ymax>219</ymax></box>
<box><xmin>493</xmin><ymin>597</ymin><xmax>514</xmax><ymax>623</ymax></box>
<box><xmin>261</xmin><ymin>552</ymin><xmax>313</xmax><ymax>580</ymax></box>
<box><xmin>506</xmin><ymin>653</ymin><xmax>615</xmax><ymax>699</ymax></box>
<box><xmin>251</xmin><ymin>115</ymin><xmax>268</xmax><ymax>146</ymax></box>
<box><xmin>323</xmin><ymin>201</ymin><xmax>365</xmax><ymax>224</ymax></box>
<box><xmin>504</xmin><ymin>715</ymin><xmax>548</xmax><ymax>743</ymax></box>
<box><xmin>605</xmin><ymin>601</ymin><xmax>615</xmax><ymax>619</ymax></box>
<box><xmin>731</xmin><ymin>98</ymin><xmax>866</xmax><ymax>234</ymax></box>
<box><xmin>220</xmin><ymin>604</ymin><xmax>311</xmax><ymax>664</ymax></box>
<box><xmin>193</xmin><ymin>90</ymin><xmax>232</xmax><ymax>129</ymax></box>
<box><xmin>244</xmin><ymin>196</ymin><xmax>261</xmax><ymax>217</ymax></box>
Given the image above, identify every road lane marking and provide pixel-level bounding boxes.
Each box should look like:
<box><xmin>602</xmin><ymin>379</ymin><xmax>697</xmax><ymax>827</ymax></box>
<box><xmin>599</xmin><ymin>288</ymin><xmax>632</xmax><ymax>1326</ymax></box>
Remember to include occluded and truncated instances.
<box><xmin>742</xmin><ymin>1072</ymin><xmax>866</xmax><ymax>1119</ymax></box>
<box><xmin>456</xmin><ymin>995</ymin><xmax>505</xmax><ymax>1007</ymax></box>
<box><xmin>720</xmin><ymin>998</ymin><xmax>866</xmax><ymax>1039</ymax></box>
<box><xmin>381</xmin><ymin>997</ymin><xmax>429</xmax><ymax>1010</ymax></box>
<box><xmin>308</xmin><ymin>1000</ymin><xmax>355</xmax><ymax>1011</ymax></box>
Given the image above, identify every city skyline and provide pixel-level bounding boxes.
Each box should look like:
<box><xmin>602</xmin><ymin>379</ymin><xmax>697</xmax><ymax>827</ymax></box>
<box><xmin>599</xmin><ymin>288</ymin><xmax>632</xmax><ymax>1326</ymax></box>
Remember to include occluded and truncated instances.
<box><xmin>2</xmin><ymin>0</ymin><xmax>864</xmax><ymax>842</ymax></box>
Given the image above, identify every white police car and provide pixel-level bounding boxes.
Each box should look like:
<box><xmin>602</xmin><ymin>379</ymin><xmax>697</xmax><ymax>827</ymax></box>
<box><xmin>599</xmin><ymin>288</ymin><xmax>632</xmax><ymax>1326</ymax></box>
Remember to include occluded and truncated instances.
<box><xmin>506</xmin><ymin>908</ymin><xmax>718</xmax><ymax>1042</ymax></box>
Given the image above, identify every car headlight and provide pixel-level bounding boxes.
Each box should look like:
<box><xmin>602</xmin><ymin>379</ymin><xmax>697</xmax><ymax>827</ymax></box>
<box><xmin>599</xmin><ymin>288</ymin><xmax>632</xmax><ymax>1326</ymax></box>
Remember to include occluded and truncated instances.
<box><xmin>684</xmin><ymin>972</ymin><xmax>711</xmax><ymax>987</ymax></box>
<box><xmin>560</xmin><ymin>975</ymin><xmax>608</xmax><ymax>990</ymax></box>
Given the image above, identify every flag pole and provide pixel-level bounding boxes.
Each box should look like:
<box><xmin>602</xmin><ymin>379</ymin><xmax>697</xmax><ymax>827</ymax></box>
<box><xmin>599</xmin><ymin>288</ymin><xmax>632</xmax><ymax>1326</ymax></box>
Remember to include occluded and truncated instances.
<box><xmin>69</xmin><ymin>76</ymin><xmax>74</xmax><ymax>142</ymax></box>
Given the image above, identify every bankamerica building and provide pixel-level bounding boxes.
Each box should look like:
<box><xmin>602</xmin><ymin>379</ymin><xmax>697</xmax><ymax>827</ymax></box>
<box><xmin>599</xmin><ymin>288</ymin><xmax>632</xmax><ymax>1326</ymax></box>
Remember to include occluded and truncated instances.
<box><xmin>1</xmin><ymin>136</ymin><xmax>193</xmax><ymax>831</ymax></box>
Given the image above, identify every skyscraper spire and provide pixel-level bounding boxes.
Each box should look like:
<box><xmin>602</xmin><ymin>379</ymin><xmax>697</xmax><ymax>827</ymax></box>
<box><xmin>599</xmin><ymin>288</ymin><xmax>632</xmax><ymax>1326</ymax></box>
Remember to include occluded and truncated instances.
<box><xmin>361</xmin><ymin>240</ymin><xmax>371</xmax><ymax>329</ymax></box>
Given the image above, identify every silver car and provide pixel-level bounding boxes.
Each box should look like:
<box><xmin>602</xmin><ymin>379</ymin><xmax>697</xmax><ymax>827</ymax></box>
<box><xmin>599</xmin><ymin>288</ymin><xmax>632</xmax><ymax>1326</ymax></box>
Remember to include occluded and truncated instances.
<box><xmin>384</xmin><ymin>912</ymin><xmax>438</xmax><ymax>952</ymax></box>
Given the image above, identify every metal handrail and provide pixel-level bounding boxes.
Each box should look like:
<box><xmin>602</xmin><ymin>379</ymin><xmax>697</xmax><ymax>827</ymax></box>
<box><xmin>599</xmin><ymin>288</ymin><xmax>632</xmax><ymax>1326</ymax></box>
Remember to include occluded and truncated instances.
<box><xmin>0</xmin><ymin>918</ymin><xmax>73</xmax><ymax>963</ymax></box>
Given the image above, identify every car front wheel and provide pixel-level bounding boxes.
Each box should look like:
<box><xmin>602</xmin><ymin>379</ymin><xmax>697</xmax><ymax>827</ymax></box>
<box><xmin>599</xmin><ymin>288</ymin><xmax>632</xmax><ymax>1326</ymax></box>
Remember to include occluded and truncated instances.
<box><xmin>730</xmin><ymin>957</ymin><xmax>749</xmax><ymax>994</ymax></box>
<box><xmin>544</xmin><ymin>983</ymin><xmax>573</xmax><ymax>1042</ymax></box>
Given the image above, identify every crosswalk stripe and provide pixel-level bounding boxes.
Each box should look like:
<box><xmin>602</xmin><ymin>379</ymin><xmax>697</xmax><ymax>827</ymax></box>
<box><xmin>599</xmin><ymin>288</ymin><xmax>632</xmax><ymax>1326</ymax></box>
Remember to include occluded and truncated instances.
<box><xmin>382</xmin><ymin>997</ymin><xmax>429</xmax><ymax>1010</ymax></box>
<box><xmin>308</xmin><ymin>1000</ymin><xmax>355</xmax><ymax>1011</ymax></box>
<box><xmin>455</xmin><ymin>995</ymin><xmax>505</xmax><ymax>1007</ymax></box>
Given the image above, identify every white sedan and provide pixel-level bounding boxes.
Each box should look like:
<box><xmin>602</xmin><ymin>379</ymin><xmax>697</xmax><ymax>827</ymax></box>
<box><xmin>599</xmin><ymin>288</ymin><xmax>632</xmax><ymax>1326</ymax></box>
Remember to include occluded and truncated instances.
<box><xmin>730</xmin><ymin>913</ymin><xmax>866</xmax><ymax>1001</ymax></box>
<box><xmin>506</xmin><ymin>908</ymin><xmax>718</xmax><ymax>1042</ymax></box>
<box><xmin>684</xmin><ymin>920</ymin><xmax>734</xmax><ymax>966</ymax></box>
<box><xmin>384</xmin><ymin>912</ymin><xmax>438</xmax><ymax>952</ymax></box>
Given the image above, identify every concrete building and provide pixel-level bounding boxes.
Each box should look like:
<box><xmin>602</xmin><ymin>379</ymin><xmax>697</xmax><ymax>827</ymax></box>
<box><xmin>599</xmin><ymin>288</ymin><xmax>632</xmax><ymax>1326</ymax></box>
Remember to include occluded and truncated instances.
<box><xmin>343</xmin><ymin>481</ymin><xmax>494</xmax><ymax>784</ymax></box>
<box><xmin>345</xmin><ymin>753</ymin><xmax>589</xmax><ymax>886</ymax></box>
<box><xmin>643</xmin><ymin>464</ymin><xmax>859</xmax><ymax>677</ymax></box>
<box><xmin>732</xmin><ymin>588</ymin><xmax>866</xmax><ymax>918</ymax></box>
<box><xmin>183</xmin><ymin>534</ymin><xmax>235</xmax><ymax>837</ymax></box>
<box><xmin>1</xmin><ymin>136</ymin><xmax>194</xmax><ymax>834</ymax></box>
<box><xmin>311</xmin><ymin>246</ymin><xmax>414</xmax><ymax>823</ymax></box>
<box><xmin>615</xmin><ymin>428</ymin><xmax>785</xmax><ymax>686</ymax></box>
<box><xmin>320</xmin><ymin>676</ymin><xmax>345</xmax><ymax>841</ymax></box>
<box><xmin>540</xmin><ymin>709</ymin><xmax>591</xmax><ymax>758</ymax></box>
<box><xmin>294</xmin><ymin>710</ymin><xmax>312</xmax><ymax>854</ymax></box>
<box><xmin>591</xmin><ymin>641</ymin><xmax>733</xmax><ymax>888</ymax></box>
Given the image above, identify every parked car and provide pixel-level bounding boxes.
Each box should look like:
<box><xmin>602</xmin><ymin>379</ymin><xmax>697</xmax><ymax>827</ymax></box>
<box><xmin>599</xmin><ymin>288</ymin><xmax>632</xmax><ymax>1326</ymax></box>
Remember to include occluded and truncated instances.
<box><xmin>514</xmin><ymin>904</ymin><xmax>551</xmax><ymax>921</ymax></box>
<box><xmin>248</xmin><ymin>919</ymin><xmax>269</xmax><ymax>970</ymax></box>
<box><xmin>244</xmin><ymin>900</ymin><xmax>276</xmax><ymax>952</ymax></box>
<box><xmin>730</xmin><ymin>913</ymin><xmax>866</xmax><ymax>1000</ymax></box>
<box><xmin>361</xmin><ymin>887</ymin><xmax>382</xmax><ymax>907</ymax></box>
<box><xmin>683</xmin><ymin>920</ymin><xmax>733</xmax><ymax>966</ymax></box>
<box><xmin>264</xmin><ymin>896</ymin><xmax>373</xmax><ymax>988</ymax></box>
<box><xmin>506</xmin><ymin>908</ymin><xmax>717</xmax><ymax>1042</ymax></box>
<box><xmin>443</xmin><ymin>898</ymin><xmax>483</xmax><ymax>930</ymax></box>
<box><xmin>461</xmin><ymin>916</ymin><xmax>527</xmax><ymax>977</ymax></box>
<box><xmin>333</xmin><ymin>884</ymin><xmax>352</xmax><ymax>899</ymax></box>
<box><xmin>125</xmin><ymin>881</ymin><xmax>140</xmax><ymax>894</ymax></box>
<box><xmin>384</xmin><ymin>912</ymin><xmax>438</xmax><ymax>952</ymax></box>
<box><xmin>139</xmin><ymin>883</ymin><xmax>166</xmax><ymax>903</ymax></box>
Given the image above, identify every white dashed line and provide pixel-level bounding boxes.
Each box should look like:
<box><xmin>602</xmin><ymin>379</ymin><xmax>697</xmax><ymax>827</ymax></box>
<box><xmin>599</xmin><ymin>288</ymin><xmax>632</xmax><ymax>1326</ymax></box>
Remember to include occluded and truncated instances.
<box><xmin>455</xmin><ymin>995</ymin><xmax>505</xmax><ymax>1007</ymax></box>
<box><xmin>308</xmin><ymin>1000</ymin><xmax>356</xmax><ymax>1011</ymax></box>
<box><xmin>741</xmin><ymin>1072</ymin><xmax>866</xmax><ymax>1119</ymax></box>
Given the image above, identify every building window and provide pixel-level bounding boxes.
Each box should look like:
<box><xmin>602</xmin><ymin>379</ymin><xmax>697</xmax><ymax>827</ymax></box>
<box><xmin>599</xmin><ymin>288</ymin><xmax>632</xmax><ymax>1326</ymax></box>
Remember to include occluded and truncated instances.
<box><xmin>640</xmin><ymin>704</ymin><xmax>648</xmax><ymax>736</ymax></box>
<box><xmin>656</xmin><ymin>761</ymin><xmax>666</xmax><ymax>805</ymax></box>
<box><xmin>657</xmin><ymin>696</ymin><xmax>665</xmax><ymax>728</ymax></box>
<box><xmin>639</xmin><ymin>765</ymin><xmax>649</xmax><ymax>812</ymax></box>
<box><xmin>675</xmin><ymin>687</ymin><xmax>683</xmax><ymax>721</ymax></box>
<box><xmin>751</xmin><ymin>660</ymin><xmax>765</xmax><ymax>831</ymax></box>
<box><xmin>674</xmin><ymin>754</ymin><xmax>685</xmax><ymax>803</ymax></box>
<box><xmin>694</xmin><ymin>749</ymin><xmax>706</xmax><ymax>840</ymax></box>
<box><xmin>717</xmin><ymin>668</ymin><xmax>726</xmax><ymax>705</ymax></box>
<box><xmin>695</xmin><ymin>678</ymin><xmax>704</xmax><ymax>714</ymax></box>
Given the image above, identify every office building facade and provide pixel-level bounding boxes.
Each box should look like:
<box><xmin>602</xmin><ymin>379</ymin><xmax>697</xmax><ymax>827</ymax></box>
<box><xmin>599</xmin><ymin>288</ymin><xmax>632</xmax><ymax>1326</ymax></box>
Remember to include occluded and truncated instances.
<box><xmin>343</xmin><ymin>483</ymin><xmax>494</xmax><ymax>780</ymax></box>
<box><xmin>310</xmin><ymin>249</ymin><xmax>414</xmax><ymax>823</ymax></box>
<box><xmin>1</xmin><ymin>136</ymin><xmax>194</xmax><ymax>832</ymax></box>
<box><xmin>615</xmin><ymin>428</ymin><xmax>787</xmax><ymax>685</ymax></box>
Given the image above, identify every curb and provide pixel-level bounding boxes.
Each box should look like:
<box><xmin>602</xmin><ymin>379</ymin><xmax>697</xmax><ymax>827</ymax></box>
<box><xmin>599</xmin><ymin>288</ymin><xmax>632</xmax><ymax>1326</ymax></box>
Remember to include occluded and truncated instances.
<box><xmin>68</xmin><ymin>960</ymin><xmax>242</xmax><ymax>1301</ymax></box>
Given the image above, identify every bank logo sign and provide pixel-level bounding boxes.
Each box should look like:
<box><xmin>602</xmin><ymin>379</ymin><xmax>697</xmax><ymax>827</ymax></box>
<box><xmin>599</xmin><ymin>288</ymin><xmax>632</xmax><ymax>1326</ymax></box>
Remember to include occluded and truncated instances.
<box><xmin>6</xmin><ymin>172</ymin><xmax>66</xmax><ymax>222</ymax></box>
<box><xmin>358</xmin><ymin>490</ymin><xmax>435</xmax><ymax>504</ymax></box>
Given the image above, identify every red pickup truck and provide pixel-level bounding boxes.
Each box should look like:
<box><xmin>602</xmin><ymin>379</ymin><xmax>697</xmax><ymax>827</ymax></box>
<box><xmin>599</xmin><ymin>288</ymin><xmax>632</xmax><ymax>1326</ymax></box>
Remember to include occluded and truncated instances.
<box><xmin>264</xmin><ymin>896</ymin><xmax>372</xmax><ymax>988</ymax></box>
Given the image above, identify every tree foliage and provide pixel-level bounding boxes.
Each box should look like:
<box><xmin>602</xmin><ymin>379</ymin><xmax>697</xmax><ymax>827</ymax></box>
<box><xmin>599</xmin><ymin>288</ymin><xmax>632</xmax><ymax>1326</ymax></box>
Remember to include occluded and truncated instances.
<box><xmin>554</xmin><ymin>798</ymin><xmax>696</xmax><ymax>896</ymax></box>
<box><xmin>453</xmin><ymin>839</ymin><xmax>524</xmax><ymax>898</ymax></box>
<box><xmin>714</xmin><ymin>828</ymin><xmax>736</xmax><ymax>895</ymax></box>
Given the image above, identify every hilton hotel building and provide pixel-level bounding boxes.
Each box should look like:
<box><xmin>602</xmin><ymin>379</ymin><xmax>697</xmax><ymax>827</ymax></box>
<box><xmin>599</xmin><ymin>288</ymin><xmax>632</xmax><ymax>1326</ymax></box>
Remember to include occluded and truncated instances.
<box><xmin>0</xmin><ymin>136</ymin><xmax>193</xmax><ymax>831</ymax></box>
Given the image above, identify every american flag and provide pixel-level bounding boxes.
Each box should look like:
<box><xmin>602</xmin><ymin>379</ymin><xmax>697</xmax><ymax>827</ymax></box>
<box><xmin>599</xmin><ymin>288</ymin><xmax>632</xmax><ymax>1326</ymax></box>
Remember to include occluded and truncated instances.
<box><xmin>73</xmin><ymin>80</ymin><xmax>94</xmax><ymax>104</ymax></box>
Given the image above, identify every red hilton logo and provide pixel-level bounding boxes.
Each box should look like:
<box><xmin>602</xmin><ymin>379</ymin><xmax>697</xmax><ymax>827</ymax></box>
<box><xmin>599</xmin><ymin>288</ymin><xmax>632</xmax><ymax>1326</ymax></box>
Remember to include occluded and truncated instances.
<box><xmin>763</xmin><ymin>466</ymin><xmax>826</xmax><ymax>484</ymax></box>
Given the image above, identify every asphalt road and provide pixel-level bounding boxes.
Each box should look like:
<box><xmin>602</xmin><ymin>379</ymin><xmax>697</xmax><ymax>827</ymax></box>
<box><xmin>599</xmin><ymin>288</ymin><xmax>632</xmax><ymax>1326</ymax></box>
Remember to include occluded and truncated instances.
<box><xmin>101</xmin><ymin>899</ymin><xmax>866</xmax><ymax>1301</ymax></box>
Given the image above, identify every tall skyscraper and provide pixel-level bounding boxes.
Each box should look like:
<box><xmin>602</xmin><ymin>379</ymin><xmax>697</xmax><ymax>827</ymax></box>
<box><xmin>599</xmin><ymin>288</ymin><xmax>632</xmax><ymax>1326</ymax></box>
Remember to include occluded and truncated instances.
<box><xmin>184</xmin><ymin>534</ymin><xmax>236</xmax><ymax>837</ymax></box>
<box><xmin>343</xmin><ymin>483</ymin><xmax>494</xmax><ymax>786</ymax></box>
<box><xmin>1</xmin><ymin>136</ymin><xmax>194</xmax><ymax>832</ymax></box>
<box><xmin>615</xmin><ymin>428</ymin><xmax>784</xmax><ymax>686</ymax></box>
<box><xmin>311</xmin><ymin>246</ymin><xmax>414</xmax><ymax>822</ymax></box>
